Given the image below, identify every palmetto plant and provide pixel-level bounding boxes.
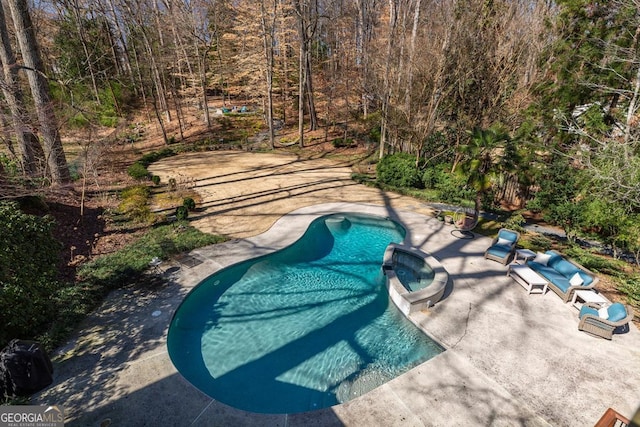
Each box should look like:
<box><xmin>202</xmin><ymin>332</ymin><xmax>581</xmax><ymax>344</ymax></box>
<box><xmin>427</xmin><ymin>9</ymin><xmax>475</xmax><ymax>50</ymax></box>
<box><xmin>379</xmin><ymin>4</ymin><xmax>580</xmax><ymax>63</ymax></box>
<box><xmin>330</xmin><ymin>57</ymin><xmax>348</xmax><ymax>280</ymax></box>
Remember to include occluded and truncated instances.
<box><xmin>455</xmin><ymin>125</ymin><xmax>518</xmax><ymax>213</ymax></box>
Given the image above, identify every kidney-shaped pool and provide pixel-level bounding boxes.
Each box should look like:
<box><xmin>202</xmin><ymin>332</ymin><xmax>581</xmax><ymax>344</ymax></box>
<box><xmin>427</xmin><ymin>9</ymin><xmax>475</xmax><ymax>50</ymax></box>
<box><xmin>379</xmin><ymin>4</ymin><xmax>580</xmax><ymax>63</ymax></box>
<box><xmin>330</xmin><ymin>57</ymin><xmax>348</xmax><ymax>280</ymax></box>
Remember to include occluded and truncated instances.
<box><xmin>167</xmin><ymin>213</ymin><xmax>444</xmax><ymax>414</ymax></box>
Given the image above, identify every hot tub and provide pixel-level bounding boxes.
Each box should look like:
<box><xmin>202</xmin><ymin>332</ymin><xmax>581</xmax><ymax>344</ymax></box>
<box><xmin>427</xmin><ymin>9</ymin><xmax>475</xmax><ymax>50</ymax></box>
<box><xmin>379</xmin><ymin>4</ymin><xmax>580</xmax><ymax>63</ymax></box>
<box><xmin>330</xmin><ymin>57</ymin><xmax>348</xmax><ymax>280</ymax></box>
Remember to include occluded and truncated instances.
<box><xmin>382</xmin><ymin>243</ymin><xmax>448</xmax><ymax>315</ymax></box>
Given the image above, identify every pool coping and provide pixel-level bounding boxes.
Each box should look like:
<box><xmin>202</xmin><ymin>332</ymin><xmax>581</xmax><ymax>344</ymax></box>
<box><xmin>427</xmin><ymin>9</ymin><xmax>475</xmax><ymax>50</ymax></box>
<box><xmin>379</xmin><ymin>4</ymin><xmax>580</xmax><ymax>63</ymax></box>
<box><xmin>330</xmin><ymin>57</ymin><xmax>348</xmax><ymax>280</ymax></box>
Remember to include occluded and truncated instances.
<box><xmin>34</xmin><ymin>202</ymin><xmax>640</xmax><ymax>426</ymax></box>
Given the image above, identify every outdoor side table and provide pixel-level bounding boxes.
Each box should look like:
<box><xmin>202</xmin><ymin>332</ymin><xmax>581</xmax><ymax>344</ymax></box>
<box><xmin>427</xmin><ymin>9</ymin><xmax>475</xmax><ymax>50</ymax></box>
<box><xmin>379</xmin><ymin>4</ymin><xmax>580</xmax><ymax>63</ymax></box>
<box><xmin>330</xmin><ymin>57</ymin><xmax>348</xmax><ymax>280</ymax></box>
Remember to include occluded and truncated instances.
<box><xmin>514</xmin><ymin>248</ymin><xmax>536</xmax><ymax>264</ymax></box>
<box><xmin>571</xmin><ymin>289</ymin><xmax>610</xmax><ymax>310</ymax></box>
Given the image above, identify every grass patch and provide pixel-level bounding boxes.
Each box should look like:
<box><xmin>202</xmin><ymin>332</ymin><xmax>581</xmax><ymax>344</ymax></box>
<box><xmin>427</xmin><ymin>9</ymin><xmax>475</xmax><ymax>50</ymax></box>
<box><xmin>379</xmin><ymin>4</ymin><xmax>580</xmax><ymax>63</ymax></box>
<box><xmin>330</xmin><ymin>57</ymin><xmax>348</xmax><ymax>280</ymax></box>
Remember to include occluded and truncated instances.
<box><xmin>76</xmin><ymin>223</ymin><xmax>224</xmax><ymax>289</ymax></box>
<box><xmin>39</xmin><ymin>222</ymin><xmax>225</xmax><ymax>350</ymax></box>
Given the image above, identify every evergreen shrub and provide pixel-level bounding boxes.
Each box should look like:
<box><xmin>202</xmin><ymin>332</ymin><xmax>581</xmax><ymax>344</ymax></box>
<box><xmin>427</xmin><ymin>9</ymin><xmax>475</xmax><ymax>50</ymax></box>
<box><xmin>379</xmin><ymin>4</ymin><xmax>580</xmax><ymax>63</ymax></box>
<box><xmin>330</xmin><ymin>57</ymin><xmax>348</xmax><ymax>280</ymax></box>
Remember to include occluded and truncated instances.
<box><xmin>127</xmin><ymin>162</ymin><xmax>149</xmax><ymax>180</ymax></box>
<box><xmin>176</xmin><ymin>205</ymin><xmax>189</xmax><ymax>220</ymax></box>
<box><xmin>376</xmin><ymin>153</ymin><xmax>423</xmax><ymax>188</ymax></box>
<box><xmin>183</xmin><ymin>197</ymin><xmax>196</xmax><ymax>211</ymax></box>
<box><xmin>0</xmin><ymin>202</ymin><xmax>62</xmax><ymax>348</ymax></box>
<box><xmin>119</xmin><ymin>186</ymin><xmax>153</xmax><ymax>223</ymax></box>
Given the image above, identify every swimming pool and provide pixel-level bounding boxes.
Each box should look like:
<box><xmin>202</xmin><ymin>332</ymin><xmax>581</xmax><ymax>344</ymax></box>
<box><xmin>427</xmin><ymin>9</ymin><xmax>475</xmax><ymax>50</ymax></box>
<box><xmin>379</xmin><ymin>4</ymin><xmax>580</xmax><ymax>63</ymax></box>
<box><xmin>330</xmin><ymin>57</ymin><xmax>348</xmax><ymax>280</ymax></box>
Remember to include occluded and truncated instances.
<box><xmin>167</xmin><ymin>213</ymin><xmax>444</xmax><ymax>414</ymax></box>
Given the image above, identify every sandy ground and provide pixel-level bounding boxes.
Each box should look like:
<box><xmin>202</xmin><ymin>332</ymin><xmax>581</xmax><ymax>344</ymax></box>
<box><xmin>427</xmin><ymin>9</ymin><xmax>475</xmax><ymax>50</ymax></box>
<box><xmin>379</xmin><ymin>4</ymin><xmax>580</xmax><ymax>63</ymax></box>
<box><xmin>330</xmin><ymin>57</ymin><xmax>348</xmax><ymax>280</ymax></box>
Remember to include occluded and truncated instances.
<box><xmin>148</xmin><ymin>150</ymin><xmax>436</xmax><ymax>238</ymax></box>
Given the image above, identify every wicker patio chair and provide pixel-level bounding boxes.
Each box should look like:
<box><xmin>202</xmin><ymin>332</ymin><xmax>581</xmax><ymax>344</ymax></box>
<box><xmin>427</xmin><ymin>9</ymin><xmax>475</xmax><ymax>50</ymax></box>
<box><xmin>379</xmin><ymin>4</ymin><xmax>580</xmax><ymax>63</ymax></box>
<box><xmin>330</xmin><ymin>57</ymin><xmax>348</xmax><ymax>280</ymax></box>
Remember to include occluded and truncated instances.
<box><xmin>578</xmin><ymin>302</ymin><xmax>634</xmax><ymax>340</ymax></box>
<box><xmin>484</xmin><ymin>228</ymin><xmax>520</xmax><ymax>264</ymax></box>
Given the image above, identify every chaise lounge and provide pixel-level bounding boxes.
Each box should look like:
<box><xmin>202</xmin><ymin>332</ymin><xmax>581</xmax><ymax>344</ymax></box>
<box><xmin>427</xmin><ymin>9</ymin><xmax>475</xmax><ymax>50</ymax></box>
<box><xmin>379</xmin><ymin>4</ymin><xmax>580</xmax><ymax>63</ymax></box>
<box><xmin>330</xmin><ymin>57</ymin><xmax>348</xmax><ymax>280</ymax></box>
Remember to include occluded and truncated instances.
<box><xmin>484</xmin><ymin>228</ymin><xmax>520</xmax><ymax>265</ymax></box>
<box><xmin>526</xmin><ymin>250</ymin><xmax>598</xmax><ymax>302</ymax></box>
<box><xmin>578</xmin><ymin>302</ymin><xmax>634</xmax><ymax>340</ymax></box>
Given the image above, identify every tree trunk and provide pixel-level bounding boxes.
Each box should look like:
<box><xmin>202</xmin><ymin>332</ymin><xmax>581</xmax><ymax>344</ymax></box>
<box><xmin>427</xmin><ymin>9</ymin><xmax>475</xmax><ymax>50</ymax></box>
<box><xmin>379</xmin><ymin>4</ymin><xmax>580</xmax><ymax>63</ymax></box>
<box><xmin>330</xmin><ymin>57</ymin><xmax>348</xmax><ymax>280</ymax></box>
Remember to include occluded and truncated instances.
<box><xmin>6</xmin><ymin>0</ymin><xmax>70</xmax><ymax>184</ymax></box>
<box><xmin>305</xmin><ymin>46</ymin><xmax>318</xmax><ymax>131</ymax></box>
<box><xmin>404</xmin><ymin>0</ymin><xmax>421</xmax><ymax>118</ymax></box>
<box><xmin>105</xmin><ymin>0</ymin><xmax>136</xmax><ymax>92</ymax></box>
<box><xmin>260</xmin><ymin>0</ymin><xmax>276</xmax><ymax>149</ymax></box>
<box><xmin>379</xmin><ymin>0</ymin><xmax>398</xmax><ymax>159</ymax></box>
<box><xmin>294</xmin><ymin>0</ymin><xmax>307</xmax><ymax>147</ymax></box>
<box><xmin>193</xmin><ymin>40</ymin><xmax>211</xmax><ymax>127</ymax></box>
<box><xmin>0</xmin><ymin>2</ymin><xmax>42</xmax><ymax>177</ymax></box>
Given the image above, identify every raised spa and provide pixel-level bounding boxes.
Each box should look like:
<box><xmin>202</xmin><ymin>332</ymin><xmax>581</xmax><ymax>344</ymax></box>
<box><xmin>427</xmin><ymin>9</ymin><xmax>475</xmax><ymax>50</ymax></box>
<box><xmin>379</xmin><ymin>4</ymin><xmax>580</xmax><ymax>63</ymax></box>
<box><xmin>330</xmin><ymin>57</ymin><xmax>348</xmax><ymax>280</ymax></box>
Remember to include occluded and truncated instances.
<box><xmin>382</xmin><ymin>243</ymin><xmax>448</xmax><ymax>315</ymax></box>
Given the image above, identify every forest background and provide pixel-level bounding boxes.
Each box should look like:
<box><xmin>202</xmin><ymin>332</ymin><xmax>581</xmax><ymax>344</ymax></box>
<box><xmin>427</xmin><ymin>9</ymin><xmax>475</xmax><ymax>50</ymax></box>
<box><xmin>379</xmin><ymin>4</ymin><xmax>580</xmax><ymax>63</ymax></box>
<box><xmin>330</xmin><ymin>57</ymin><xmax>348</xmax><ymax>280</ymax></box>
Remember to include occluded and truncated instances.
<box><xmin>1</xmin><ymin>0</ymin><xmax>640</xmax><ymax>353</ymax></box>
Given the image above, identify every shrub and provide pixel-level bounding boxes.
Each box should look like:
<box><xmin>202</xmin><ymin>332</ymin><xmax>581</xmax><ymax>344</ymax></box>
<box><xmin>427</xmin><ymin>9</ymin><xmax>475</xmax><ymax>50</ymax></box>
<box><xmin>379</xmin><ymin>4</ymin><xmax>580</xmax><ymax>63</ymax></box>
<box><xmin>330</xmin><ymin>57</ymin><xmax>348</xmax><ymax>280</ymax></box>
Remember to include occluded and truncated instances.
<box><xmin>619</xmin><ymin>275</ymin><xmax>640</xmax><ymax>307</ymax></box>
<box><xmin>332</xmin><ymin>137</ymin><xmax>354</xmax><ymax>148</ymax></box>
<box><xmin>435</xmin><ymin>173</ymin><xmax>473</xmax><ymax>203</ymax></box>
<box><xmin>151</xmin><ymin>175</ymin><xmax>161</xmax><ymax>186</ymax></box>
<box><xmin>119</xmin><ymin>185</ymin><xmax>153</xmax><ymax>223</ymax></box>
<box><xmin>176</xmin><ymin>205</ymin><xmax>189</xmax><ymax>220</ymax></box>
<box><xmin>139</xmin><ymin>148</ymin><xmax>175</xmax><ymax>166</ymax></box>
<box><xmin>422</xmin><ymin>163</ymin><xmax>450</xmax><ymax>189</ymax></box>
<box><xmin>69</xmin><ymin>112</ymin><xmax>90</xmax><ymax>128</ymax></box>
<box><xmin>563</xmin><ymin>246</ymin><xmax>621</xmax><ymax>275</ymax></box>
<box><xmin>0</xmin><ymin>202</ymin><xmax>62</xmax><ymax>348</ymax></box>
<box><xmin>127</xmin><ymin>162</ymin><xmax>149</xmax><ymax>180</ymax></box>
<box><xmin>376</xmin><ymin>153</ymin><xmax>423</xmax><ymax>188</ymax></box>
<box><xmin>183</xmin><ymin>197</ymin><xmax>196</xmax><ymax>211</ymax></box>
<box><xmin>504</xmin><ymin>212</ymin><xmax>526</xmax><ymax>233</ymax></box>
<box><xmin>523</xmin><ymin>233</ymin><xmax>553</xmax><ymax>252</ymax></box>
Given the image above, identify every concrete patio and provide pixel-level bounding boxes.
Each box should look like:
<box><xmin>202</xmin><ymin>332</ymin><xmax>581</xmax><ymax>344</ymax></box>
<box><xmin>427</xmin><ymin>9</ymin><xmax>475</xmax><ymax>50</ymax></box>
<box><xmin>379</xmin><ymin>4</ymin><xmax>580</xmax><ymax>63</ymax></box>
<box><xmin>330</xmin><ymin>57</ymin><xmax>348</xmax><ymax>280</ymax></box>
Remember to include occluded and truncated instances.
<box><xmin>34</xmin><ymin>202</ymin><xmax>640</xmax><ymax>426</ymax></box>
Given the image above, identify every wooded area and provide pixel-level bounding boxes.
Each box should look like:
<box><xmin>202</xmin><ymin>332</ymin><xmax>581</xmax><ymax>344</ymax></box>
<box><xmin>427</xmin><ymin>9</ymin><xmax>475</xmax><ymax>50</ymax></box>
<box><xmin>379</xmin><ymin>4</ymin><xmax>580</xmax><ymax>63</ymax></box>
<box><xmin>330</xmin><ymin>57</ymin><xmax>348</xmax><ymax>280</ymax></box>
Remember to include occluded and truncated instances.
<box><xmin>0</xmin><ymin>0</ymin><xmax>639</xmax><ymax>257</ymax></box>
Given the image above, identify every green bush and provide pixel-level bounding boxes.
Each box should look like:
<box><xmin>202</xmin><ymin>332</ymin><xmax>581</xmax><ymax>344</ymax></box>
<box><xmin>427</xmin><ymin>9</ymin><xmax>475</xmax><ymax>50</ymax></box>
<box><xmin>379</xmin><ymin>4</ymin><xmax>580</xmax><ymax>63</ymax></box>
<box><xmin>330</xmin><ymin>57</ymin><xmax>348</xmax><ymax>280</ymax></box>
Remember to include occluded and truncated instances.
<box><xmin>563</xmin><ymin>246</ymin><xmax>621</xmax><ymax>275</ymax></box>
<box><xmin>176</xmin><ymin>205</ymin><xmax>189</xmax><ymax>220</ymax></box>
<box><xmin>119</xmin><ymin>186</ymin><xmax>153</xmax><ymax>223</ymax></box>
<box><xmin>139</xmin><ymin>148</ymin><xmax>175</xmax><ymax>167</ymax></box>
<box><xmin>69</xmin><ymin>112</ymin><xmax>90</xmax><ymax>128</ymax></box>
<box><xmin>332</xmin><ymin>138</ymin><xmax>354</xmax><ymax>148</ymax></box>
<box><xmin>127</xmin><ymin>162</ymin><xmax>149</xmax><ymax>180</ymax></box>
<box><xmin>422</xmin><ymin>163</ymin><xmax>450</xmax><ymax>189</ymax></box>
<box><xmin>0</xmin><ymin>202</ymin><xmax>62</xmax><ymax>348</ymax></box>
<box><xmin>619</xmin><ymin>275</ymin><xmax>640</xmax><ymax>307</ymax></box>
<box><xmin>435</xmin><ymin>172</ymin><xmax>473</xmax><ymax>203</ymax></box>
<box><xmin>376</xmin><ymin>153</ymin><xmax>423</xmax><ymax>188</ymax></box>
<box><xmin>151</xmin><ymin>175</ymin><xmax>161</xmax><ymax>185</ymax></box>
<box><xmin>183</xmin><ymin>197</ymin><xmax>196</xmax><ymax>211</ymax></box>
<box><xmin>522</xmin><ymin>233</ymin><xmax>553</xmax><ymax>252</ymax></box>
<box><xmin>504</xmin><ymin>212</ymin><xmax>526</xmax><ymax>233</ymax></box>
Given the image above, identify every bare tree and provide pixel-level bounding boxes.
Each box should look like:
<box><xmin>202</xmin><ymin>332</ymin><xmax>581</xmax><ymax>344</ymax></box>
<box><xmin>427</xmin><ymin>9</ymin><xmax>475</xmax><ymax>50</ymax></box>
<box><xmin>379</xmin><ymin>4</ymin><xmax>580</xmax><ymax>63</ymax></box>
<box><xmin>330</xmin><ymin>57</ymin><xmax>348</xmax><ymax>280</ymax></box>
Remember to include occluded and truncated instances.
<box><xmin>0</xmin><ymin>1</ymin><xmax>43</xmax><ymax>177</ymax></box>
<box><xmin>261</xmin><ymin>0</ymin><xmax>278</xmax><ymax>148</ymax></box>
<box><xmin>5</xmin><ymin>0</ymin><xmax>70</xmax><ymax>184</ymax></box>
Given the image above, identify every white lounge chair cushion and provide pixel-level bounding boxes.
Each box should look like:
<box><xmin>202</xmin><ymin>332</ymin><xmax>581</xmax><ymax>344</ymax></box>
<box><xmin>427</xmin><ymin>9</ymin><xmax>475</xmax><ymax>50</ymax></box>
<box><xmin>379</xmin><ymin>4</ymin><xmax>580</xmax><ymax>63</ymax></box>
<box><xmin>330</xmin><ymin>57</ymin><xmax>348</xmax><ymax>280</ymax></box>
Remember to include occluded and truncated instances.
<box><xmin>598</xmin><ymin>306</ymin><xmax>609</xmax><ymax>319</ymax></box>
<box><xmin>497</xmin><ymin>237</ymin><xmax>511</xmax><ymax>246</ymax></box>
<box><xmin>570</xmin><ymin>272</ymin><xmax>584</xmax><ymax>287</ymax></box>
<box><xmin>533</xmin><ymin>252</ymin><xmax>551</xmax><ymax>266</ymax></box>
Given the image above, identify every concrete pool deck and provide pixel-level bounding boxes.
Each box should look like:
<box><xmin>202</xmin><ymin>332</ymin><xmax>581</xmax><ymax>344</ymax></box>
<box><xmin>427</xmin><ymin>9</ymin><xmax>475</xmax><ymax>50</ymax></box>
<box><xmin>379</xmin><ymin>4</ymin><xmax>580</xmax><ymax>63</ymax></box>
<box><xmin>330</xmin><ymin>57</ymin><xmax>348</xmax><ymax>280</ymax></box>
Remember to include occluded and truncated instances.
<box><xmin>34</xmin><ymin>202</ymin><xmax>640</xmax><ymax>426</ymax></box>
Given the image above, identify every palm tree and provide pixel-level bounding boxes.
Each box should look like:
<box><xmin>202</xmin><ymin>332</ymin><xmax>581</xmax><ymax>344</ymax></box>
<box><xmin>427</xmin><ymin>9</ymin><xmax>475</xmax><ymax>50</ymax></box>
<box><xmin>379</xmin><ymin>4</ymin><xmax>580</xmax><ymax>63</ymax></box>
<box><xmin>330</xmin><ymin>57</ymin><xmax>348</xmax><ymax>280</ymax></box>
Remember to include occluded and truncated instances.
<box><xmin>455</xmin><ymin>125</ymin><xmax>517</xmax><ymax>214</ymax></box>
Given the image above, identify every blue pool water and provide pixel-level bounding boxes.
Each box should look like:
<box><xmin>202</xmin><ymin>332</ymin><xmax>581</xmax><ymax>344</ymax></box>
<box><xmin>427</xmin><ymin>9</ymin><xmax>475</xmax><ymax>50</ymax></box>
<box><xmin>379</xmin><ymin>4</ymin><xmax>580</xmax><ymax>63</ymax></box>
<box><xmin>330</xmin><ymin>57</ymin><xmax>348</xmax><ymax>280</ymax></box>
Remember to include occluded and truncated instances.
<box><xmin>167</xmin><ymin>213</ymin><xmax>444</xmax><ymax>414</ymax></box>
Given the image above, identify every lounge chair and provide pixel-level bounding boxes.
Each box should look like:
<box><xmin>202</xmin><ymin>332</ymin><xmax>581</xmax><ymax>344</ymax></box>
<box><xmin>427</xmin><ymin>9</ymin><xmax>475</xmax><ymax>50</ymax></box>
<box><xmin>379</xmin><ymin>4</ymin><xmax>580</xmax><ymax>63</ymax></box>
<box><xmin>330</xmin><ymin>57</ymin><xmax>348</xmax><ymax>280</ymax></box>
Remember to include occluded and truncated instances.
<box><xmin>578</xmin><ymin>302</ymin><xmax>634</xmax><ymax>340</ymax></box>
<box><xmin>484</xmin><ymin>228</ymin><xmax>520</xmax><ymax>264</ymax></box>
